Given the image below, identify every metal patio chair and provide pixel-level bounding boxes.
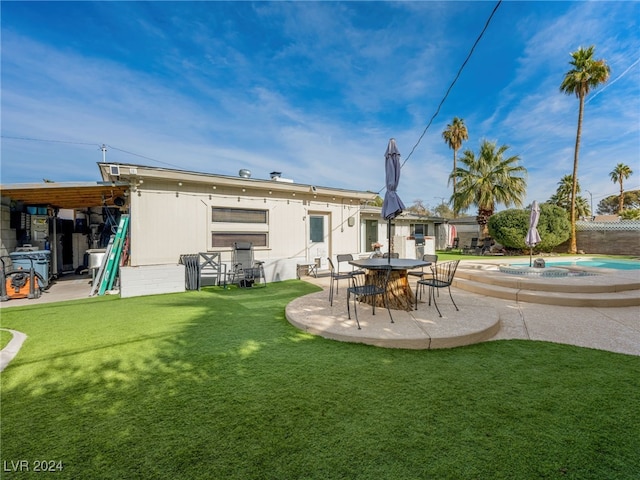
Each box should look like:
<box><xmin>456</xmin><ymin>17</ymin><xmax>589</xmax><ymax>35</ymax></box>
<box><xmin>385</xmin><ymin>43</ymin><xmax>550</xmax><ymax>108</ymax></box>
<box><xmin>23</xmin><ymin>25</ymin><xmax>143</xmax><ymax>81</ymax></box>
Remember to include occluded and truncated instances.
<box><xmin>415</xmin><ymin>260</ymin><xmax>460</xmax><ymax>317</ymax></box>
<box><xmin>407</xmin><ymin>253</ymin><xmax>438</xmax><ymax>302</ymax></box>
<box><xmin>328</xmin><ymin>257</ymin><xmax>358</xmax><ymax>306</ymax></box>
<box><xmin>446</xmin><ymin>237</ymin><xmax>460</xmax><ymax>251</ymax></box>
<box><xmin>327</xmin><ymin>253</ymin><xmax>364</xmax><ymax>306</ymax></box>
<box><xmin>347</xmin><ymin>264</ymin><xmax>393</xmax><ymax>329</ymax></box>
<box><xmin>480</xmin><ymin>237</ymin><xmax>493</xmax><ymax>255</ymax></box>
<box><xmin>462</xmin><ymin>237</ymin><xmax>479</xmax><ymax>255</ymax></box>
<box><xmin>408</xmin><ymin>253</ymin><xmax>438</xmax><ymax>281</ymax></box>
<box><xmin>229</xmin><ymin>242</ymin><xmax>266</xmax><ymax>288</ymax></box>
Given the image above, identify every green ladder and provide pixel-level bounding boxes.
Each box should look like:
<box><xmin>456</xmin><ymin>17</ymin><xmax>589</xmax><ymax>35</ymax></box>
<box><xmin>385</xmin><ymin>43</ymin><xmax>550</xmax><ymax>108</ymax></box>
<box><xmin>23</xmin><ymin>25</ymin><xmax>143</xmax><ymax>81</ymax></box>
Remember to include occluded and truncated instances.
<box><xmin>98</xmin><ymin>214</ymin><xmax>130</xmax><ymax>296</ymax></box>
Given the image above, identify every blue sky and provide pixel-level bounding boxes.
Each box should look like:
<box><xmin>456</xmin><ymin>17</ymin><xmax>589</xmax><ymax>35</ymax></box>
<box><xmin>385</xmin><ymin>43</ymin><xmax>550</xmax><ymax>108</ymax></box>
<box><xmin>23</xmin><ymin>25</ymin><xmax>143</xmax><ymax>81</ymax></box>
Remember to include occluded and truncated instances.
<box><xmin>2</xmin><ymin>1</ymin><xmax>639</xmax><ymax>214</ymax></box>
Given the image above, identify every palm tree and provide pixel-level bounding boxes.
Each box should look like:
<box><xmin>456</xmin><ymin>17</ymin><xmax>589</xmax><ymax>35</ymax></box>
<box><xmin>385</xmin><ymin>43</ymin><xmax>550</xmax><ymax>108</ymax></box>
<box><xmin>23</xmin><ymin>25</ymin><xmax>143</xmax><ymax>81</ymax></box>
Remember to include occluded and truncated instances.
<box><xmin>442</xmin><ymin>117</ymin><xmax>468</xmax><ymax>217</ymax></box>
<box><xmin>609</xmin><ymin>163</ymin><xmax>633</xmax><ymax>214</ymax></box>
<box><xmin>560</xmin><ymin>45</ymin><xmax>610</xmax><ymax>253</ymax></box>
<box><xmin>450</xmin><ymin>139</ymin><xmax>527</xmax><ymax>236</ymax></box>
<box><xmin>549</xmin><ymin>174</ymin><xmax>590</xmax><ymax>217</ymax></box>
<box><xmin>549</xmin><ymin>175</ymin><xmax>575</xmax><ymax>211</ymax></box>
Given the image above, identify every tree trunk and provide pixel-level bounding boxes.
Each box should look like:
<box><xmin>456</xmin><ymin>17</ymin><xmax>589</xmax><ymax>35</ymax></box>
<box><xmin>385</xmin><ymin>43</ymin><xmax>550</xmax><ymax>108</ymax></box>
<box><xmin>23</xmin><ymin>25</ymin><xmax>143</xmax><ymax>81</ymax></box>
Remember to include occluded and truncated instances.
<box><xmin>619</xmin><ymin>180</ymin><xmax>624</xmax><ymax>214</ymax></box>
<box><xmin>569</xmin><ymin>94</ymin><xmax>585</xmax><ymax>254</ymax></box>
<box><xmin>452</xmin><ymin>149</ymin><xmax>457</xmax><ymax>218</ymax></box>
<box><xmin>362</xmin><ymin>270</ymin><xmax>416</xmax><ymax>311</ymax></box>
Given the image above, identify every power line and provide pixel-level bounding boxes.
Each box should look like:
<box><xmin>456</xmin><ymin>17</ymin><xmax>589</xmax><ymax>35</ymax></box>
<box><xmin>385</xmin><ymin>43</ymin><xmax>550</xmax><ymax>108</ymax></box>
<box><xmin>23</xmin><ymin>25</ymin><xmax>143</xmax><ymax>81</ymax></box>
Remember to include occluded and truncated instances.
<box><xmin>1</xmin><ymin>135</ymin><xmax>184</xmax><ymax>170</ymax></box>
<box><xmin>401</xmin><ymin>0</ymin><xmax>502</xmax><ymax>169</ymax></box>
<box><xmin>1</xmin><ymin>135</ymin><xmax>97</xmax><ymax>147</ymax></box>
<box><xmin>105</xmin><ymin>144</ymin><xmax>184</xmax><ymax>169</ymax></box>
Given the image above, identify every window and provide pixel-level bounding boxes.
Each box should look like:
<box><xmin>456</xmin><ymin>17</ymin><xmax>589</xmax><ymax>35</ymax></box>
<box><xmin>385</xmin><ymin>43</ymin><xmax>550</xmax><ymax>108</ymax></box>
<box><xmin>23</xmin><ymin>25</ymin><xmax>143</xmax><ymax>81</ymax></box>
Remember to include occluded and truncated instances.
<box><xmin>309</xmin><ymin>216</ymin><xmax>324</xmax><ymax>242</ymax></box>
<box><xmin>211</xmin><ymin>207</ymin><xmax>268</xmax><ymax>248</ymax></box>
<box><xmin>212</xmin><ymin>233</ymin><xmax>268</xmax><ymax>248</ymax></box>
<box><xmin>411</xmin><ymin>223</ymin><xmax>428</xmax><ymax>236</ymax></box>
<box><xmin>212</xmin><ymin>207</ymin><xmax>267</xmax><ymax>223</ymax></box>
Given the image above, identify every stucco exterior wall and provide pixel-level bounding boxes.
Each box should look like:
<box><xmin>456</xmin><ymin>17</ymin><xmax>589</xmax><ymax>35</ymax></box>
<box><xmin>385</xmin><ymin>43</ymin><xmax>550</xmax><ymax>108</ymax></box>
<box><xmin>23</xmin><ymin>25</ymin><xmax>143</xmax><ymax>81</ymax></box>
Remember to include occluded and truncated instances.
<box><xmin>127</xmin><ymin>178</ymin><xmax>363</xmax><ymax>281</ymax></box>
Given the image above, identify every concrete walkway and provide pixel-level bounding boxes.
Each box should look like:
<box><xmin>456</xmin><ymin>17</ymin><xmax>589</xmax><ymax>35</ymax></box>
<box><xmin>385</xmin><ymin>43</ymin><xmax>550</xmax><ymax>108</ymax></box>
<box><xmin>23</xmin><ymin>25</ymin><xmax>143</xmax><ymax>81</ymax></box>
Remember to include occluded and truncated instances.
<box><xmin>0</xmin><ymin>329</ymin><xmax>27</xmax><ymax>372</ymax></box>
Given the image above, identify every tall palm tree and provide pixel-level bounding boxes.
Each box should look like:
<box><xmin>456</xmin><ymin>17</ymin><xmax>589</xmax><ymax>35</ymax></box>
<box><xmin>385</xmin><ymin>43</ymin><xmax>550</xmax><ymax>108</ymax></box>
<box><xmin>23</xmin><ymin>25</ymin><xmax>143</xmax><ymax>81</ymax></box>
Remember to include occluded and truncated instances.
<box><xmin>560</xmin><ymin>45</ymin><xmax>610</xmax><ymax>253</ymax></box>
<box><xmin>609</xmin><ymin>163</ymin><xmax>633</xmax><ymax>214</ymax></box>
<box><xmin>442</xmin><ymin>117</ymin><xmax>468</xmax><ymax>217</ymax></box>
<box><xmin>450</xmin><ymin>140</ymin><xmax>527</xmax><ymax>236</ymax></box>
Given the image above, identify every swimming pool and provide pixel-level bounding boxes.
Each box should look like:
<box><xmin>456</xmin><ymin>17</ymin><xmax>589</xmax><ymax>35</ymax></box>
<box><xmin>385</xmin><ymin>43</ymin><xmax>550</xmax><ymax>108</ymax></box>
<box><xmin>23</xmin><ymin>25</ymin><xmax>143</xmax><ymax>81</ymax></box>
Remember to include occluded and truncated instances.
<box><xmin>512</xmin><ymin>258</ymin><xmax>640</xmax><ymax>271</ymax></box>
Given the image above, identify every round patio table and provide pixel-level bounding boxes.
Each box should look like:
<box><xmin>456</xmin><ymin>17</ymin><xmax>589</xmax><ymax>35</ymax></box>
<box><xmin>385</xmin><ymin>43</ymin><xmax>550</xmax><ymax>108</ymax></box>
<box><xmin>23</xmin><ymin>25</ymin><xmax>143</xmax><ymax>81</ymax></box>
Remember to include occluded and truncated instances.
<box><xmin>348</xmin><ymin>258</ymin><xmax>431</xmax><ymax>311</ymax></box>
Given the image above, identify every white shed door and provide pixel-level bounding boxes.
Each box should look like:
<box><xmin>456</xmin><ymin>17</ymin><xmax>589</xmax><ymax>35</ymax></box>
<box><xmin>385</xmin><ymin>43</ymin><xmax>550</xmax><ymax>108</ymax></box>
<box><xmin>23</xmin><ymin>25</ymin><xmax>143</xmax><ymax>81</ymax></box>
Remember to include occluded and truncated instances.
<box><xmin>308</xmin><ymin>214</ymin><xmax>329</xmax><ymax>270</ymax></box>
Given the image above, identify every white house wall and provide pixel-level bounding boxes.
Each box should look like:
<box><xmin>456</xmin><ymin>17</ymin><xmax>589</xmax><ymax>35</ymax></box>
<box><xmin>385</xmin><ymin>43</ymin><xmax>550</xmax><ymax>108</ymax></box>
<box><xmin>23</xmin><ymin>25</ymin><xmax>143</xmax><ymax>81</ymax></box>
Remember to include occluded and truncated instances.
<box><xmin>128</xmin><ymin>178</ymin><xmax>363</xmax><ymax>281</ymax></box>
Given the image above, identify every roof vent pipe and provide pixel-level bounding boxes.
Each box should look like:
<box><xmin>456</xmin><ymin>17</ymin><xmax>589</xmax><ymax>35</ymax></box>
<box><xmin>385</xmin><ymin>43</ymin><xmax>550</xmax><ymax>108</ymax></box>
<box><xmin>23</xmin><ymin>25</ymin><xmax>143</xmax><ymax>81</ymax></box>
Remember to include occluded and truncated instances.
<box><xmin>270</xmin><ymin>171</ymin><xmax>281</xmax><ymax>180</ymax></box>
<box><xmin>239</xmin><ymin>169</ymin><xmax>251</xmax><ymax>178</ymax></box>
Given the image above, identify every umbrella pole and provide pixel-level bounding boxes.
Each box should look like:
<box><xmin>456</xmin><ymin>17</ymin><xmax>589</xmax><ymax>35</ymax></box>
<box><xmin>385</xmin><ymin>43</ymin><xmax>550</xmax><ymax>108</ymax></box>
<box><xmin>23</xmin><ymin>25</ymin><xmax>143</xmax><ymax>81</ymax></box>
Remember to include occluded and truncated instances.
<box><xmin>530</xmin><ymin>247</ymin><xmax>533</xmax><ymax>267</ymax></box>
<box><xmin>387</xmin><ymin>220</ymin><xmax>392</xmax><ymax>263</ymax></box>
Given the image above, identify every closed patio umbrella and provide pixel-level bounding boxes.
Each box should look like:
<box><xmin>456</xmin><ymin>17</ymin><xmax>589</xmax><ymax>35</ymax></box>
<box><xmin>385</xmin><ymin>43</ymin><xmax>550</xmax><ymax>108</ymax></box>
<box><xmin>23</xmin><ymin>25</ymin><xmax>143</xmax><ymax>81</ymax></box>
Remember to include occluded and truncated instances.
<box><xmin>525</xmin><ymin>200</ymin><xmax>541</xmax><ymax>267</ymax></box>
<box><xmin>382</xmin><ymin>138</ymin><xmax>405</xmax><ymax>261</ymax></box>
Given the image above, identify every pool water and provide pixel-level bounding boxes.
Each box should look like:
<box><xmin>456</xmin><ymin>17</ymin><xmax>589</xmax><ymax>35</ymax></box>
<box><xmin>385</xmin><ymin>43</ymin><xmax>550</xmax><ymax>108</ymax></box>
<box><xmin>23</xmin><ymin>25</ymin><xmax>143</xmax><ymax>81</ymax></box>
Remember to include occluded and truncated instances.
<box><xmin>513</xmin><ymin>259</ymin><xmax>640</xmax><ymax>270</ymax></box>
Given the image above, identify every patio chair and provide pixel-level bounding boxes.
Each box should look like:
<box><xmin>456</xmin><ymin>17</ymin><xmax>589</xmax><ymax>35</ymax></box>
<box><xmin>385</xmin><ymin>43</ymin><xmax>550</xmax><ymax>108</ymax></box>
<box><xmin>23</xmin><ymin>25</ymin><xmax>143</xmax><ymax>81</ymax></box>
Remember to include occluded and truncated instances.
<box><xmin>199</xmin><ymin>252</ymin><xmax>227</xmax><ymax>288</ymax></box>
<box><xmin>415</xmin><ymin>260</ymin><xmax>460</xmax><ymax>317</ymax></box>
<box><xmin>407</xmin><ymin>253</ymin><xmax>438</xmax><ymax>278</ymax></box>
<box><xmin>408</xmin><ymin>254</ymin><xmax>438</xmax><ymax>281</ymax></box>
<box><xmin>337</xmin><ymin>253</ymin><xmax>365</xmax><ymax>275</ymax></box>
<box><xmin>347</xmin><ymin>264</ymin><xmax>393</xmax><ymax>329</ymax></box>
<box><xmin>446</xmin><ymin>237</ymin><xmax>460</xmax><ymax>251</ymax></box>
<box><xmin>382</xmin><ymin>252</ymin><xmax>399</xmax><ymax>259</ymax></box>
<box><xmin>328</xmin><ymin>257</ymin><xmax>362</xmax><ymax>306</ymax></box>
<box><xmin>462</xmin><ymin>237</ymin><xmax>479</xmax><ymax>255</ymax></box>
<box><xmin>480</xmin><ymin>237</ymin><xmax>493</xmax><ymax>255</ymax></box>
<box><xmin>229</xmin><ymin>242</ymin><xmax>266</xmax><ymax>288</ymax></box>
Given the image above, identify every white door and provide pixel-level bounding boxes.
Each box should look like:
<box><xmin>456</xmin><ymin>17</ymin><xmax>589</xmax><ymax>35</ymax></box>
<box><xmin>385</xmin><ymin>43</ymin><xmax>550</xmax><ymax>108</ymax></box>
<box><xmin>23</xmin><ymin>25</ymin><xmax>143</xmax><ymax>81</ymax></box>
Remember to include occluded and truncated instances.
<box><xmin>308</xmin><ymin>213</ymin><xmax>330</xmax><ymax>270</ymax></box>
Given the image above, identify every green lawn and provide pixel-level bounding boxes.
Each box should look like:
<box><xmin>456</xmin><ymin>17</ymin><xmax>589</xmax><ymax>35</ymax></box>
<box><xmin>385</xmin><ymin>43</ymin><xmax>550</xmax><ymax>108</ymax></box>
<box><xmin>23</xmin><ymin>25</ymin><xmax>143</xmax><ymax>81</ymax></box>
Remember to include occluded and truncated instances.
<box><xmin>1</xmin><ymin>281</ymin><xmax>638</xmax><ymax>479</ymax></box>
<box><xmin>0</xmin><ymin>328</ymin><xmax>12</xmax><ymax>350</ymax></box>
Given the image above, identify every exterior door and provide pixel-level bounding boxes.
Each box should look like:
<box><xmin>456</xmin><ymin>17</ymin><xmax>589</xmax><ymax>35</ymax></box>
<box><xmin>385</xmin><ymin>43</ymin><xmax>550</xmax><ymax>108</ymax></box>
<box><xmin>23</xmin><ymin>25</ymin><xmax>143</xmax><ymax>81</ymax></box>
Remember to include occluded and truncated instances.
<box><xmin>365</xmin><ymin>219</ymin><xmax>378</xmax><ymax>252</ymax></box>
<box><xmin>308</xmin><ymin>213</ymin><xmax>330</xmax><ymax>269</ymax></box>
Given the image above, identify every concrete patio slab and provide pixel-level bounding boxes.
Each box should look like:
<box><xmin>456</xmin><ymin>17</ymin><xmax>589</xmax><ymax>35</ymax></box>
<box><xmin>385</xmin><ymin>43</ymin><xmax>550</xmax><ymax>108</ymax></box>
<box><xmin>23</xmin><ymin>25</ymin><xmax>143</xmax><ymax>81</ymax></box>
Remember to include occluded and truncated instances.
<box><xmin>292</xmin><ymin>272</ymin><xmax>640</xmax><ymax>356</ymax></box>
<box><xmin>286</xmin><ymin>289</ymin><xmax>501</xmax><ymax>350</ymax></box>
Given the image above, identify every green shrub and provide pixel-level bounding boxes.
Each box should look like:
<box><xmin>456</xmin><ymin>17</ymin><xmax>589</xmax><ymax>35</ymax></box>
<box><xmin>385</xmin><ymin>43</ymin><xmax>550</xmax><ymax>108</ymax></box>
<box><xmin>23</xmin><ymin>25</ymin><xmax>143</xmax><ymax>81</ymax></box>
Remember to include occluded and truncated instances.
<box><xmin>488</xmin><ymin>204</ymin><xmax>570</xmax><ymax>252</ymax></box>
<box><xmin>620</xmin><ymin>209</ymin><xmax>640</xmax><ymax>220</ymax></box>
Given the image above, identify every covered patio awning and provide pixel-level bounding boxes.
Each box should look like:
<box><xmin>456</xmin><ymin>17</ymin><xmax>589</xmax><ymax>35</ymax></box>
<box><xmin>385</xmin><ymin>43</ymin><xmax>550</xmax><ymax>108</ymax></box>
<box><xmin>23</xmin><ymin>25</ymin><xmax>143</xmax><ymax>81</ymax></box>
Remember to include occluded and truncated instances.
<box><xmin>0</xmin><ymin>182</ymin><xmax>129</xmax><ymax>210</ymax></box>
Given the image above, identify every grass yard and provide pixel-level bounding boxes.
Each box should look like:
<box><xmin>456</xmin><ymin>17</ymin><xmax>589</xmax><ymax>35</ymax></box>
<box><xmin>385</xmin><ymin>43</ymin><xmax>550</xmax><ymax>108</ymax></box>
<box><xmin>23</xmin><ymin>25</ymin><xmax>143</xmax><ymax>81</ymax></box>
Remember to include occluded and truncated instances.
<box><xmin>1</xmin><ymin>280</ymin><xmax>639</xmax><ymax>479</ymax></box>
<box><xmin>0</xmin><ymin>328</ymin><xmax>12</xmax><ymax>350</ymax></box>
